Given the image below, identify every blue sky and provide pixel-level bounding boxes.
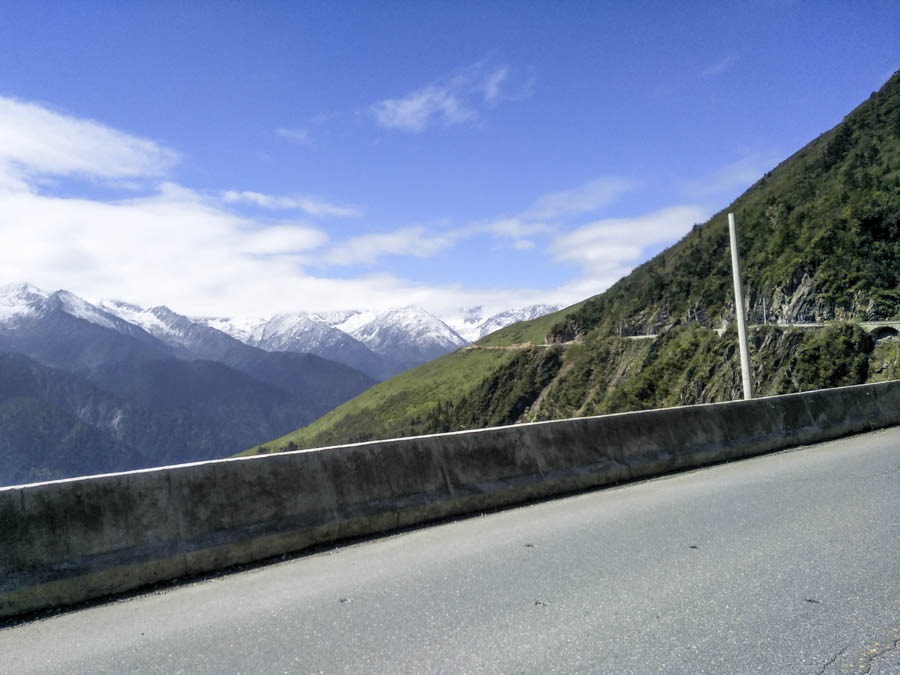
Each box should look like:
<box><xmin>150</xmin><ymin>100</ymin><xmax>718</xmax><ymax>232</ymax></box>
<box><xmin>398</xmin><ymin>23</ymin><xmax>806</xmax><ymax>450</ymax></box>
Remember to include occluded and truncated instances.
<box><xmin>0</xmin><ymin>1</ymin><xmax>897</xmax><ymax>321</ymax></box>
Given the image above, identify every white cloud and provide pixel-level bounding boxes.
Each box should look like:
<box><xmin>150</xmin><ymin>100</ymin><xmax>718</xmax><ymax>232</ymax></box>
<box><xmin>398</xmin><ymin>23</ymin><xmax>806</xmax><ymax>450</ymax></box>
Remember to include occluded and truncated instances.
<box><xmin>222</xmin><ymin>190</ymin><xmax>362</xmax><ymax>217</ymax></box>
<box><xmin>241</xmin><ymin>224</ymin><xmax>328</xmax><ymax>255</ymax></box>
<box><xmin>551</xmin><ymin>205</ymin><xmax>710</xmax><ymax>273</ymax></box>
<box><xmin>0</xmin><ymin>94</ymin><xmax>714</xmax><ymax>326</ymax></box>
<box><xmin>0</xmin><ymin>183</ymin><xmax>338</xmax><ymax>315</ymax></box>
<box><xmin>703</xmin><ymin>54</ymin><xmax>739</xmax><ymax>78</ymax></box>
<box><xmin>275</xmin><ymin>127</ymin><xmax>310</xmax><ymax>144</ymax></box>
<box><xmin>526</xmin><ymin>177</ymin><xmax>634</xmax><ymax>220</ymax></box>
<box><xmin>0</xmin><ymin>96</ymin><xmax>177</xmax><ymax>186</ymax></box>
<box><xmin>483</xmin><ymin>218</ymin><xmax>552</xmax><ymax>239</ymax></box>
<box><xmin>482</xmin><ymin>66</ymin><xmax>509</xmax><ymax>105</ymax></box>
<box><xmin>371</xmin><ymin>61</ymin><xmax>521</xmax><ymax>133</ymax></box>
<box><xmin>321</xmin><ymin>227</ymin><xmax>459</xmax><ymax>266</ymax></box>
<box><xmin>372</xmin><ymin>85</ymin><xmax>474</xmax><ymax>133</ymax></box>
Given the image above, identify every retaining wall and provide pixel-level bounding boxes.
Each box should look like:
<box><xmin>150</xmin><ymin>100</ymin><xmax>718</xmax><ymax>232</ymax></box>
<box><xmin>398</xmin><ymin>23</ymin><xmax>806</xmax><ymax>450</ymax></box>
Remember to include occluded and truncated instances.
<box><xmin>2</xmin><ymin>380</ymin><xmax>899</xmax><ymax>620</ymax></box>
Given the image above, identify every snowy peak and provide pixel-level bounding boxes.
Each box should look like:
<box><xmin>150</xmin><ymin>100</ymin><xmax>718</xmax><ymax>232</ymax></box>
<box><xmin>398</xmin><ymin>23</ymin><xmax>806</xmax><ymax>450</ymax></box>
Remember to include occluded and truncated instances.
<box><xmin>475</xmin><ymin>305</ymin><xmax>561</xmax><ymax>341</ymax></box>
<box><xmin>207</xmin><ymin>305</ymin><xmax>468</xmax><ymax>377</ymax></box>
<box><xmin>331</xmin><ymin>305</ymin><xmax>466</xmax><ymax>367</ymax></box>
<box><xmin>0</xmin><ymin>283</ymin><xmax>152</xmax><ymax>338</ymax></box>
<box><xmin>193</xmin><ymin>316</ymin><xmax>265</xmax><ymax>344</ymax></box>
<box><xmin>0</xmin><ymin>282</ymin><xmax>48</xmax><ymax>323</ymax></box>
<box><xmin>447</xmin><ymin>304</ymin><xmax>561</xmax><ymax>342</ymax></box>
<box><xmin>99</xmin><ymin>299</ymin><xmax>183</xmax><ymax>341</ymax></box>
<box><xmin>2</xmin><ymin>282</ymin><xmax>557</xmax><ymax>378</ymax></box>
<box><xmin>192</xmin><ymin>311</ymin><xmax>394</xmax><ymax>380</ymax></box>
<box><xmin>250</xmin><ymin>311</ymin><xmax>356</xmax><ymax>353</ymax></box>
<box><xmin>49</xmin><ymin>290</ymin><xmax>121</xmax><ymax>330</ymax></box>
<box><xmin>100</xmin><ymin>300</ymin><xmax>246</xmax><ymax>359</ymax></box>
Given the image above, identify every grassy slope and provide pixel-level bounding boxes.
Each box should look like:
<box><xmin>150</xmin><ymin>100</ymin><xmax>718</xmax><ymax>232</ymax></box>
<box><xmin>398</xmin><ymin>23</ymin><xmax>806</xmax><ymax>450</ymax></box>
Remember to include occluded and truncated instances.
<box><xmin>242</xmin><ymin>347</ymin><xmax>518</xmax><ymax>453</ymax></box>
<box><xmin>241</xmin><ymin>304</ymin><xmax>587</xmax><ymax>454</ymax></box>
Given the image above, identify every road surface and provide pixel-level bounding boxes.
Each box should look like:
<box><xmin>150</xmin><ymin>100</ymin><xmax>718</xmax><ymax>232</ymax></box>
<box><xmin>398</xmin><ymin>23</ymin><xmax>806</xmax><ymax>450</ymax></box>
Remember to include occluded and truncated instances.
<box><xmin>2</xmin><ymin>427</ymin><xmax>898</xmax><ymax>674</ymax></box>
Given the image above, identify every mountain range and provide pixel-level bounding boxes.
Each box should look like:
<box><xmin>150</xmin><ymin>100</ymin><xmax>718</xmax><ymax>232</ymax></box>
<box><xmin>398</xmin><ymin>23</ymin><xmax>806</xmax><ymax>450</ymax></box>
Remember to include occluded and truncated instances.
<box><xmin>250</xmin><ymin>70</ymin><xmax>900</xmax><ymax>455</ymax></box>
<box><xmin>199</xmin><ymin>304</ymin><xmax>559</xmax><ymax>378</ymax></box>
<box><xmin>0</xmin><ymin>283</ymin><xmax>375</xmax><ymax>485</ymax></box>
<box><xmin>0</xmin><ymin>282</ymin><xmax>560</xmax><ymax>485</ymax></box>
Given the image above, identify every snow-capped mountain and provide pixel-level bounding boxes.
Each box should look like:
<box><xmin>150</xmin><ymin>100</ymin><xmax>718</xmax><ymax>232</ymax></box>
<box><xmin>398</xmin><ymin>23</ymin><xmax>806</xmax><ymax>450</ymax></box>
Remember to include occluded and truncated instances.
<box><xmin>202</xmin><ymin>305</ymin><xmax>468</xmax><ymax>377</ymax></box>
<box><xmin>0</xmin><ymin>283</ymin><xmax>153</xmax><ymax>339</ymax></box>
<box><xmin>0</xmin><ymin>282</ymin><xmax>46</xmax><ymax>323</ymax></box>
<box><xmin>0</xmin><ymin>283</ymin><xmax>377</xmax><ymax>485</ymax></box>
<box><xmin>247</xmin><ymin>312</ymin><xmax>392</xmax><ymax>381</ymax></box>
<box><xmin>100</xmin><ymin>300</ymin><xmax>245</xmax><ymax>361</ymax></box>
<box><xmin>196</xmin><ymin>315</ymin><xmax>264</xmax><ymax>344</ymax></box>
<box><xmin>0</xmin><ymin>283</ymin><xmax>166</xmax><ymax>362</ymax></box>
<box><xmin>444</xmin><ymin>305</ymin><xmax>492</xmax><ymax>343</ymax></box>
<box><xmin>446</xmin><ymin>304</ymin><xmax>561</xmax><ymax>342</ymax></box>
<box><xmin>330</xmin><ymin>306</ymin><xmax>467</xmax><ymax>370</ymax></box>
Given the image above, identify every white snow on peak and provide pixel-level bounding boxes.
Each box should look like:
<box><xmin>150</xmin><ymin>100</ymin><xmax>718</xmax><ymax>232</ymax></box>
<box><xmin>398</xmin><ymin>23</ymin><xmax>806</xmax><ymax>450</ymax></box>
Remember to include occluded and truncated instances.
<box><xmin>447</xmin><ymin>304</ymin><xmax>561</xmax><ymax>342</ymax></box>
<box><xmin>193</xmin><ymin>315</ymin><xmax>267</xmax><ymax>343</ymax></box>
<box><xmin>101</xmin><ymin>299</ymin><xmax>152</xmax><ymax>328</ymax></box>
<box><xmin>52</xmin><ymin>290</ymin><xmax>120</xmax><ymax>329</ymax></box>
<box><xmin>314</xmin><ymin>309</ymin><xmax>361</xmax><ymax>326</ymax></box>
<box><xmin>330</xmin><ymin>309</ymin><xmax>377</xmax><ymax>336</ymax></box>
<box><xmin>0</xmin><ymin>282</ymin><xmax>48</xmax><ymax>322</ymax></box>
<box><xmin>100</xmin><ymin>300</ymin><xmax>189</xmax><ymax>340</ymax></box>
<box><xmin>331</xmin><ymin>305</ymin><xmax>466</xmax><ymax>357</ymax></box>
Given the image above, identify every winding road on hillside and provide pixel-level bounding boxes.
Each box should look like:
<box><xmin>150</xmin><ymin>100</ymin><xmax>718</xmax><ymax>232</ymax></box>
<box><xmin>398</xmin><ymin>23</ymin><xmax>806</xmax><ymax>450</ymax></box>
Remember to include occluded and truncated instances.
<box><xmin>2</xmin><ymin>428</ymin><xmax>898</xmax><ymax>674</ymax></box>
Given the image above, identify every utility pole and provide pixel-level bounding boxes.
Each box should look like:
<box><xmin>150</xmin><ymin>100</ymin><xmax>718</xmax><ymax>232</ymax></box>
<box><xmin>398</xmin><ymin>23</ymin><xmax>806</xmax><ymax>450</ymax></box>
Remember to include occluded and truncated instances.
<box><xmin>728</xmin><ymin>213</ymin><xmax>754</xmax><ymax>400</ymax></box>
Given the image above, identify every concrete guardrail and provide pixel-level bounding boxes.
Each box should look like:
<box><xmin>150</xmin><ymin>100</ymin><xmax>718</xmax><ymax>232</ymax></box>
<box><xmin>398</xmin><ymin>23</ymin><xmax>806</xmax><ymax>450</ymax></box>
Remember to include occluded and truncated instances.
<box><xmin>2</xmin><ymin>380</ymin><xmax>899</xmax><ymax>620</ymax></box>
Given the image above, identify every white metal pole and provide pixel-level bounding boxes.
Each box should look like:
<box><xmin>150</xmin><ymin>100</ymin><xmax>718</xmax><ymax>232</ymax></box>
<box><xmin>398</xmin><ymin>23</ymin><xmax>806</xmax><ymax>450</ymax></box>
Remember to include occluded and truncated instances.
<box><xmin>728</xmin><ymin>213</ymin><xmax>754</xmax><ymax>400</ymax></box>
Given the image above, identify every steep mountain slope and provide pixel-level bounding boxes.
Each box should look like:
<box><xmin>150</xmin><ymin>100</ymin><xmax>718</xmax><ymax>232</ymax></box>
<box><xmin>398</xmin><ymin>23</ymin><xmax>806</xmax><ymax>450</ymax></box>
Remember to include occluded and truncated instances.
<box><xmin>0</xmin><ymin>352</ymin><xmax>149</xmax><ymax>485</ymax></box>
<box><xmin>248</xmin><ymin>70</ymin><xmax>900</xmax><ymax>455</ymax></box>
<box><xmin>551</xmin><ymin>74</ymin><xmax>900</xmax><ymax>341</ymax></box>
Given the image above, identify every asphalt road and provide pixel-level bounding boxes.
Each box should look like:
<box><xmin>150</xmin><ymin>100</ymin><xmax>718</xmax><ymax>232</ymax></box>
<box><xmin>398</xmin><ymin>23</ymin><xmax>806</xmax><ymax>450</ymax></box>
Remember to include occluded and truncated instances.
<box><xmin>2</xmin><ymin>428</ymin><xmax>898</xmax><ymax>674</ymax></box>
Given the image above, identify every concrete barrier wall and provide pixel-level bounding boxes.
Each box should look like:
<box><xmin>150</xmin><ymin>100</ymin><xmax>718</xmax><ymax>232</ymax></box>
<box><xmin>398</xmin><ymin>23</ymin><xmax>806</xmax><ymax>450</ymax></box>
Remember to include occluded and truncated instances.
<box><xmin>2</xmin><ymin>380</ymin><xmax>899</xmax><ymax>620</ymax></box>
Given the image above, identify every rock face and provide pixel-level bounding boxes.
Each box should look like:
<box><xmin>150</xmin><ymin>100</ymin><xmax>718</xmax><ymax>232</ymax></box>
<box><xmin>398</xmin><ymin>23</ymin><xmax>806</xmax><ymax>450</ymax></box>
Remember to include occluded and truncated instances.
<box><xmin>747</xmin><ymin>276</ymin><xmax>881</xmax><ymax>325</ymax></box>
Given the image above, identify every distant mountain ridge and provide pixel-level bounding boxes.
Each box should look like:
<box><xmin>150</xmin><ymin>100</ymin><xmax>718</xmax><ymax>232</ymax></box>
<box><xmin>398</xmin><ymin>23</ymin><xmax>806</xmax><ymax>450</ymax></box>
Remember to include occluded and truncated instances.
<box><xmin>0</xmin><ymin>282</ymin><xmax>560</xmax><ymax>485</ymax></box>
<box><xmin>198</xmin><ymin>304</ymin><xmax>562</xmax><ymax>377</ymax></box>
<box><xmin>0</xmin><ymin>283</ymin><xmax>375</xmax><ymax>486</ymax></box>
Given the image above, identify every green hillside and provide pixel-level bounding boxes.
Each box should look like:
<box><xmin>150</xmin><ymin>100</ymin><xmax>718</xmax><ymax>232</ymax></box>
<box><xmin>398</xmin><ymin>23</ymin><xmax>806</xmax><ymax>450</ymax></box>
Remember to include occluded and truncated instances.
<box><xmin>245</xmin><ymin>70</ymin><xmax>900</xmax><ymax>456</ymax></box>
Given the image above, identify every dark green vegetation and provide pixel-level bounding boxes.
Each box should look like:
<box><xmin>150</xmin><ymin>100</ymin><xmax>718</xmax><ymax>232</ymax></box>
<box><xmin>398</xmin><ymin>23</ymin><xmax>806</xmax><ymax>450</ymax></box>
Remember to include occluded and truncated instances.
<box><xmin>250</xmin><ymin>71</ymin><xmax>900</xmax><ymax>455</ymax></box>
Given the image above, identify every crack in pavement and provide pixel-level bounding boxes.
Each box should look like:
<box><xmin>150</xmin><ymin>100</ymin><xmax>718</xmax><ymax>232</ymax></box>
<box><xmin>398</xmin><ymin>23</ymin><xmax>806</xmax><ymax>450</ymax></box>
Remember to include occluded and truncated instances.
<box><xmin>818</xmin><ymin>642</ymin><xmax>851</xmax><ymax>674</ymax></box>
<box><xmin>855</xmin><ymin>631</ymin><xmax>900</xmax><ymax>674</ymax></box>
<box><xmin>820</xmin><ymin>626</ymin><xmax>900</xmax><ymax>674</ymax></box>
